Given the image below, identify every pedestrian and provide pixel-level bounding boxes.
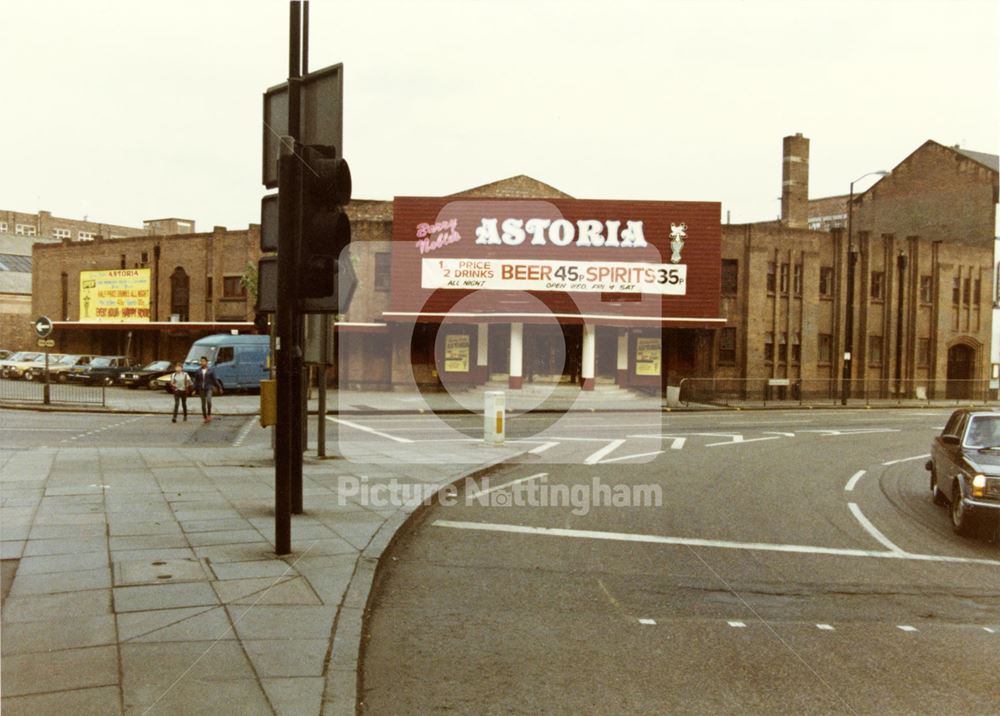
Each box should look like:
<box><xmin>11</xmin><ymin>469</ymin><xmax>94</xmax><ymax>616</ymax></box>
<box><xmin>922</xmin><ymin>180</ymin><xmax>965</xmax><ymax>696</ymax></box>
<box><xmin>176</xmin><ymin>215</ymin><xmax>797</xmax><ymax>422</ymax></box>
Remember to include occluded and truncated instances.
<box><xmin>169</xmin><ymin>362</ymin><xmax>193</xmax><ymax>423</ymax></box>
<box><xmin>193</xmin><ymin>356</ymin><xmax>223</xmax><ymax>422</ymax></box>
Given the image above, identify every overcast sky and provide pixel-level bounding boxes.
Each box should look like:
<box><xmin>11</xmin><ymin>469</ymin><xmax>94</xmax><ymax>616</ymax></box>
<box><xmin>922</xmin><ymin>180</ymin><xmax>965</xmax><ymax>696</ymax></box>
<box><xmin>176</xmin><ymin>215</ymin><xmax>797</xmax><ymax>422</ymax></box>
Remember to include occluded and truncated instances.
<box><xmin>1</xmin><ymin>0</ymin><xmax>996</xmax><ymax>231</ymax></box>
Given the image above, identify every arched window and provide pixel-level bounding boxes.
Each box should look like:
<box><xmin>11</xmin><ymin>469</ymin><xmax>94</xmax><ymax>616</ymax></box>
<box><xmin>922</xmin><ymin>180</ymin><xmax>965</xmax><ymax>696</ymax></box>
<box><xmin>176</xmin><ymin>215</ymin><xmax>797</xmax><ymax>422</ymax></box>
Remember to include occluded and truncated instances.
<box><xmin>170</xmin><ymin>267</ymin><xmax>190</xmax><ymax>321</ymax></box>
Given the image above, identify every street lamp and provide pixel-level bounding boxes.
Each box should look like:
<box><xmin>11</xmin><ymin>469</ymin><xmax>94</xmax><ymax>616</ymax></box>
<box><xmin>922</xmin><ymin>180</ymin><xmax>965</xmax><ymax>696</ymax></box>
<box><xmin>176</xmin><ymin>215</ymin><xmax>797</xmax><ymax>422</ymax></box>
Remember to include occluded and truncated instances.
<box><xmin>841</xmin><ymin>170</ymin><xmax>890</xmax><ymax>406</ymax></box>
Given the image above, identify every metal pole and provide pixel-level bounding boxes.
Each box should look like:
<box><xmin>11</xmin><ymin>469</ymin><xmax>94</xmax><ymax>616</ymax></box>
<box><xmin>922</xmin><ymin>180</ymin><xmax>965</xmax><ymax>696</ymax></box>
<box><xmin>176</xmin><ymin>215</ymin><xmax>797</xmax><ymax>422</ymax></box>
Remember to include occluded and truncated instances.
<box><xmin>43</xmin><ymin>350</ymin><xmax>50</xmax><ymax>405</ymax></box>
<box><xmin>895</xmin><ymin>251</ymin><xmax>907</xmax><ymax>399</ymax></box>
<box><xmin>840</xmin><ymin>182</ymin><xmax>856</xmax><ymax>406</ymax></box>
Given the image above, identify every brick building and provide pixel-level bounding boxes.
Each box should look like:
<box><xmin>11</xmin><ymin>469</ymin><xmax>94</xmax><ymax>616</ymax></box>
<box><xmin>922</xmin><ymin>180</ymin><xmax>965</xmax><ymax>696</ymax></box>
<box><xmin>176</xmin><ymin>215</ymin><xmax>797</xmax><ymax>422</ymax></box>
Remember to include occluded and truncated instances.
<box><xmin>31</xmin><ymin>225</ymin><xmax>262</xmax><ymax>363</ymax></box>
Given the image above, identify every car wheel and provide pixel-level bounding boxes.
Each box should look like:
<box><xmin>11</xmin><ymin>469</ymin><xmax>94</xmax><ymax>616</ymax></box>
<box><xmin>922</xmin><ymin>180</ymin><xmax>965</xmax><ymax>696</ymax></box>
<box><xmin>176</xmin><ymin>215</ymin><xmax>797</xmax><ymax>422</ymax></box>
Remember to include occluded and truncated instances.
<box><xmin>930</xmin><ymin>468</ymin><xmax>948</xmax><ymax>506</ymax></box>
<box><xmin>23</xmin><ymin>372</ymin><xmax>34</xmax><ymax>382</ymax></box>
<box><xmin>104</xmin><ymin>376</ymin><xmax>114</xmax><ymax>386</ymax></box>
<box><xmin>950</xmin><ymin>480</ymin><xmax>977</xmax><ymax>537</ymax></box>
<box><xmin>58</xmin><ymin>374</ymin><xmax>67</xmax><ymax>383</ymax></box>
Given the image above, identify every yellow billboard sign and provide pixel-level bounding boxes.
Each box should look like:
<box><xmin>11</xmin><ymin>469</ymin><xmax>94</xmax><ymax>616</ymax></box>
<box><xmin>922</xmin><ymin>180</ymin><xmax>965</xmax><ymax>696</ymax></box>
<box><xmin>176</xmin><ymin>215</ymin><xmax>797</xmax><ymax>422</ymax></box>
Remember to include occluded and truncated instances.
<box><xmin>635</xmin><ymin>337</ymin><xmax>661</xmax><ymax>376</ymax></box>
<box><xmin>79</xmin><ymin>269</ymin><xmax>151</xmax><ymax>322</ymax></box>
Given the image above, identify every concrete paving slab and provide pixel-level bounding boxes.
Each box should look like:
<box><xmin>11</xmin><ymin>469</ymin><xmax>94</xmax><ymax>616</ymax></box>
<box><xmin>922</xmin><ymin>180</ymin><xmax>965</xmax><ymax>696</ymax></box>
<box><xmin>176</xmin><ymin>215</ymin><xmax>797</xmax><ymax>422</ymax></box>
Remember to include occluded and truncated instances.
<box><xmin>0</xmin><ymin>540</ymin><xmax>25</xmax><ymax>559</ymax></box>
<box><xmin>114</xmin><ymin>581</ymin><xmax>220</xmax><ymax>612</ymax></box>
<box><xmin>243</xmin><ymin>639</ymin><xmax>330</xmax><ymax>677</ymax></box>
<box><xmin>22</xmin><ymin>536</ymin><xmax>108</xmax><ymax>557</ymax></box>
<box><xmin>227</xmin><ymin>605</ymin><xmax>336</xmax><ymax>641</ymax></box>
<box><xmin>1</xmin><ymin>614</ymin><xmax>117</xmax><ymax>655</ymax></box>
<box><xmin>185</xmin><ymin>529</ymin><xmax>267</xmax><ymax>547</ymax></box>
<box><xmin>213</xmin><ymin>576</ymin><xmax>321</xmax><ymax>606</ymax></box>
<box><xmin>118</xmin><ymin>605</ymin><xmax>235</xmax><ymax>643</ymax></box>
<box><xmin>2</xmin><ymin>588</ymin><xmax>111</xmax><ymax>622</ymax></box>
<box><xmin>120</xmin><ymin>641</ymin><xmax>271</xmax><ymax>714</ymax></box>
<box><xmin>7</xmin><ymin>566</ymin><xmax>112</xmax><ymax>596</ymax></box>
<box><xmin>1</xmin><ymin>645</ymin><xmax>118</xmax><ymax>697</ymax></box>
<box><xmin>109</xmin><ymin>534</ymin><xmax>190</xmax><ymax>551</ymax></box>
<box><xmin>0</xmin><ymin>685</ymin><xmax>122</xmax><ymax>716</ymax></box>
<box><xmin>262</xmin><ymin>677</ymin><xmax>325</xmax><ymax>716</ymax></box>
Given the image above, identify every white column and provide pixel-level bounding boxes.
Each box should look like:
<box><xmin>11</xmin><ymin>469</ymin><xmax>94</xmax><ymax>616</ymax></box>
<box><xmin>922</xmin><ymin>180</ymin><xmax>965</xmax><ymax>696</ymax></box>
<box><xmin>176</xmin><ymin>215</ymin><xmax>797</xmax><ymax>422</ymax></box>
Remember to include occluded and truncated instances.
<box><xmin>581</xmin><ymin>323</ymin><xmax>596</xmax><ymax>390</ymax></box>
<box><xmin>509</xmin><ymin>322</ymin><xmax>523</xmax><ymax>389</ymax></box>
<box><xmin>617</xmin><ymin>330</ymin><xmax>628</xmax><ymax>386</ymax></box>
<box><xmin>477</xmin><ymin>323</ymin><xmax>489</xmax><ymax>383</ymax></box>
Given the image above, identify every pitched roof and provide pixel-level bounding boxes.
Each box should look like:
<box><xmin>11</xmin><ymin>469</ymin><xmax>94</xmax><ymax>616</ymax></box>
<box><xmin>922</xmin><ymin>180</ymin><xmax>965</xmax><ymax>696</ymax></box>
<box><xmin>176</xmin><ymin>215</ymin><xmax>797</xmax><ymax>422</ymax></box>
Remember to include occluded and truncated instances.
<box><xmin>953</xmin><ymin>147</ymin><xmax>999</xmax><ymax>173</ymax></box>
<box><xmin>448</xmin><ymin>175</ymin><xmax>573</xmax><ymax>199</ymax></box>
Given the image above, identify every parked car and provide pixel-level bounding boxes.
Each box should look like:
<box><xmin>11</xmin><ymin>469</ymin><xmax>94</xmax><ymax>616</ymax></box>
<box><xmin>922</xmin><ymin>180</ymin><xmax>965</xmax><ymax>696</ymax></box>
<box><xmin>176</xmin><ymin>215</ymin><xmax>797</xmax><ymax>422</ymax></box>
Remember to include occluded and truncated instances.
<box><xmin>1</xmin><ymin>352</ymin><xmax>49</xmax><ymax>380</ymax></box>
<box><xmin>180</xmin><ymin>334</ymin><xmax>270</xmax><ymax>391</ymax></box>
<box><xmin>25</xmin><ymin>354</ymin><xmax>93</xmax><ymax>382</ymax></box>
<box><xmin>926</xmin><ymin>408</ymin><xmax>1000</xmax><ymax>536</ymax></box>
<box><xmin>66</xmin><ymin>355</ymin><xmax>136</xmax><ymax>386</ymax></box>
<box><xmin>0</xmin><ymin>349</ymin><xmax>12</xmax><ymax>360</ymax></box>
<box><xmin>122</xmin><ymin>360</ymin><xmax>174</xmax><ymax>389</ymax></box>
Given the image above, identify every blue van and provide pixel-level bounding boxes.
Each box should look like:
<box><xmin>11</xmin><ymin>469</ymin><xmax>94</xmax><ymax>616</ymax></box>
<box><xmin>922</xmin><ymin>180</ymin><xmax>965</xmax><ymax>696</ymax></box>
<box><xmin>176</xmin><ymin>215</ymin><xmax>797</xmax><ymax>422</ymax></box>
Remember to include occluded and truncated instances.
<box><xmin>183</xmin><ymin>334</ymin><xmax>270</xmax><ymax>391</ymax></box>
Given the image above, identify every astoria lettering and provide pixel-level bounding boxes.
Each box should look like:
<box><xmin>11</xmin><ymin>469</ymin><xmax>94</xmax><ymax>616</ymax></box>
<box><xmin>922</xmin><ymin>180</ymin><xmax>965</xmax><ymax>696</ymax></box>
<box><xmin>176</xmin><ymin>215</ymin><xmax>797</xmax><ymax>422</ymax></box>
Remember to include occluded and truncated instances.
<box><xmin>474</xmin><ymin>218</ymin><xmax>648</xmax><ymax>248</ymax></box>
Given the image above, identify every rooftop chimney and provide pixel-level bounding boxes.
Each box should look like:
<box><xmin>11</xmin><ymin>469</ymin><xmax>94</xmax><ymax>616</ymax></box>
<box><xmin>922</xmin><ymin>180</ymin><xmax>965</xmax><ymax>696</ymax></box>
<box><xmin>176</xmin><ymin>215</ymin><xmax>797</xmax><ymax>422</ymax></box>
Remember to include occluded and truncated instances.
<box><xmin>781</xmin><ymin>133</ymin><xmax>809</xmax><ymax>229</ymax></box>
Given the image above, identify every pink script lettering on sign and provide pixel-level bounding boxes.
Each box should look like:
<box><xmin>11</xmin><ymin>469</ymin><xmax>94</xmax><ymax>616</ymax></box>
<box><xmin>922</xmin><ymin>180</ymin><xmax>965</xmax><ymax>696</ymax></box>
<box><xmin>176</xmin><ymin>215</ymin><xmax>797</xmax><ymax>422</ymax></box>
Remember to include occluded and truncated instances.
<box><xmin>415</xmin><ymin>219</ymin><xmax>462</xmax><ymax>254</ymax></box>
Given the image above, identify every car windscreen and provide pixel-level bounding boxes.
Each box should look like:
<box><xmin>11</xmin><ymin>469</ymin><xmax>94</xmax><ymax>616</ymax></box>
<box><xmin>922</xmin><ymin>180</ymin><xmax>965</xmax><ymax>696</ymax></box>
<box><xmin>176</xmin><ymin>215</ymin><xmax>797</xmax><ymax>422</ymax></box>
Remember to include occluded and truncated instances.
<box><xmin>963</xmin><ymin>416</ymin><xmax>1000</xmax><ymax>448</ymax></box>
<box><xmin>90</xmin><ymin>357</ymin><xmax>113</xmax><ymax>368</ymax></box>
<box><xmin>143</xmin><ymin>361</ymin><xmax>172</xmax><ymax>371</ymax></box>
<box><xmin>184</xmin><ymin>345</ymin><xmax>217</xmax><ymax>365</ymax></box>
<box><xmin>57</xmin><ymin>355</ymin><xmax>81</xmax><ymax>365</ymax></box>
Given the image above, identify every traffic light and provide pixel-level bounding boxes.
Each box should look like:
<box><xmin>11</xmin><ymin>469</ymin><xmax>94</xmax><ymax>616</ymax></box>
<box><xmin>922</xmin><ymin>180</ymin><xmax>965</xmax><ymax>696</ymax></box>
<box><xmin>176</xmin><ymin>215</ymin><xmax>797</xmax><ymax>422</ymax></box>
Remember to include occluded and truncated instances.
<box><xmin>298</xmin><ymin>144</ymin><xmax>351</xmax><ymax>300</ymax></box>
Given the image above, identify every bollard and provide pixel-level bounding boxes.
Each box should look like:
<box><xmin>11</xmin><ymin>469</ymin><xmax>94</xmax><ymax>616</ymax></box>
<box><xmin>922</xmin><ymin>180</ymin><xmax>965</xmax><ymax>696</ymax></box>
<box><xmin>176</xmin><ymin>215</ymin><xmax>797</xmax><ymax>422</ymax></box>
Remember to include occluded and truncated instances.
<box><xmin>260</xmin><ymin>379</ymin><xmax>277</xmax><ymax>427</ymax></box>
<box><xmin>484</xmin><ymin>391</ymin><xmax>505</xmax><ymax>446</ymax></box>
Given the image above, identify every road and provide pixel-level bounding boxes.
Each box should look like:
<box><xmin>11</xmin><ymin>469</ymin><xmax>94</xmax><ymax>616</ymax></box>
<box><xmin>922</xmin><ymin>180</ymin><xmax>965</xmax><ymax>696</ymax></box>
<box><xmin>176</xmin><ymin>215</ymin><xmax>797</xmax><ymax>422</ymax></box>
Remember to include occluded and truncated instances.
<box><xmin>358</xmin><ymin>409</ymin><xmax>1000</xmax><ymax>715</ymax></box>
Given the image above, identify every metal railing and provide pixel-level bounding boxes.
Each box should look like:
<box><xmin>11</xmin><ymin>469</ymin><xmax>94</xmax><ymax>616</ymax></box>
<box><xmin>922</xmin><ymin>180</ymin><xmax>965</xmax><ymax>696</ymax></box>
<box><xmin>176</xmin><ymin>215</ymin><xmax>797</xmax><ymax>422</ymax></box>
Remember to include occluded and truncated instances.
<box><xmin>675</xmin><ymin>378</ymin><xmax>997</xmax><ymax>409</ymax></box>
<box><xmin>0</xmin><ymin>377</ymin><xmax>106</xmax><ymax>406</ymax></box>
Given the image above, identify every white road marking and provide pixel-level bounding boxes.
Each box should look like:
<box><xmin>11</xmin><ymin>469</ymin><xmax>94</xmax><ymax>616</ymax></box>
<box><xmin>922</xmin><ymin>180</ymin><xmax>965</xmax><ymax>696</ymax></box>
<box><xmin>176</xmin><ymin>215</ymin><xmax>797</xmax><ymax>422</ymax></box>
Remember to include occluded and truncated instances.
<box><xmin>983</xmin><ymin>627</ymin><xmax>996</xmax><ymax>634</ymax></box>
<box><xmin>882</xmin><ymin>454</ymin><xmax>930</xmax><ymax>466</ymax></box>
<box><xmin>705</xmin><ymin>435</ymin><xmax>781</xmax><ymax>448</ymax></box>
<box><xmin>431</xmin><ymin>520</ymin><xmax>1000</xmax><ymax>566</ymax></box>
<box><xmin>466</xmin><ymin>473</ymin><xmax>548</xmax><ymax>502</ymax></box>
<box><xmin>627</xmin><ymin>435</ymin><xmax>686</xmax><ymax>450</ymax></box>
<box><xmin>638</xmin><ymin>618</ymin><xmax>656</xmax><ymax>625</ymax></box>
<box><xmin>844</xmin><ymin>470</ymin><xmax>866</xmax><ymax>492</ymax></box>
<box><xmin>763</xmin><ymin>431</ymin><xmax>796</xmax><ymax>437</ymax></box>
<box><xmin>529</xmin><ymin>441</ymin><xmax>559</xmax><ymax>454</ymax></box>
<box><xmin>599</xmin><ymin>450</ymin><xmax>665</xmax><ymax>464</ymax></box>
<box><xmin>817</xmin><ymin>624</ymin><xmax>835</xmax><ymax>631</ymax></box>
<box><xmin>848</xmin><ymin>503</ymin><xmax>905</xmax><ymax>554</ymax></box>
<box><xmin>728</xmin><ymin>621</ymin><xmax>746</xmax><ymax>628</ymax></box>
<box><xmin>798</xmin><ymin>428</ymin><xmax>900</xmax><ymax>436</ymax></box>
<box><xmin>326</xmin><ymin>417</ymin><xmax>414</xmax><ymax>443</ymax></box>
<box><xmin>584</xmin><ymin>439</ymin><xmax>626</xmax><ymax>465</ymax></box>
<box><xmin>897</xmin><ymin>625</ymin><xmax>918</xmax><ymax>633</ymax></box>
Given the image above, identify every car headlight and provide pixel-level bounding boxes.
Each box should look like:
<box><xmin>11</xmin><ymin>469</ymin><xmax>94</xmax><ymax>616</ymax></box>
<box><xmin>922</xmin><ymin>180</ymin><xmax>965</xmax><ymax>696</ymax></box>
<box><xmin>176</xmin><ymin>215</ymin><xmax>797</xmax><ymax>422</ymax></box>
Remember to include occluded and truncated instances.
<box><xmin>972</xmin><ymin>474</ymin><xmax>987</xmax><ymax>498</ymax></box>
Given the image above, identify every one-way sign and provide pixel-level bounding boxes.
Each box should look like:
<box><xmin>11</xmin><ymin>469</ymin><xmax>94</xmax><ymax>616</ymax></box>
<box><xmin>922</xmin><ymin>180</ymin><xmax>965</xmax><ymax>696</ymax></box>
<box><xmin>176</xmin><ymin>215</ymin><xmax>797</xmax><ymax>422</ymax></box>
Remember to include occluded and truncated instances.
<box><xmin>33</xmin><ymin>315</ymin><xmax>53</xmax><ymax>338</ymax></box>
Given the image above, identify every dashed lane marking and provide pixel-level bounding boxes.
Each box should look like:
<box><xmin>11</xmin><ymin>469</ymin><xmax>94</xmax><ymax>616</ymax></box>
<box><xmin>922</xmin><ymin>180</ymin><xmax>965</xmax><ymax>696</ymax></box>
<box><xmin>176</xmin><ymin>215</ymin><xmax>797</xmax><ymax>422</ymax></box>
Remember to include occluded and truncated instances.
<box><xmin>431</xmin><ymin>520</ymin><xmax>1000</xmax><ymax>567</ymax></box>
<box><xmin>326</xmin><ymin>417</ymin><xmax>414</xmax><ymax>443</ymax></box>
<box><xmin>728</xmin><ymin>621</ymin><xmax>747</xmax><ymax>628</ymax></box>
<box><xmin>882</xmin><ymin>454</ymin><xmax>930</xmax><ymax>466</ymax></box>
<box><xmin>844</xmin><ymin>470</ymin><xmax>866</xmax><ymax>492</ymax></box>
<box><xmin>817</xmin><ymin>624</ymin><xmax>835</xmax><ymax>631</ymax></box>
<box><xmin>638</xmin><ymin>618</ymin><xmax>656</xmax><ymax>625</ymax></box>
<box><xmin>897</xmin><ymin>625</ymin><xmax>919</xmax><ymax>633</ymax></box>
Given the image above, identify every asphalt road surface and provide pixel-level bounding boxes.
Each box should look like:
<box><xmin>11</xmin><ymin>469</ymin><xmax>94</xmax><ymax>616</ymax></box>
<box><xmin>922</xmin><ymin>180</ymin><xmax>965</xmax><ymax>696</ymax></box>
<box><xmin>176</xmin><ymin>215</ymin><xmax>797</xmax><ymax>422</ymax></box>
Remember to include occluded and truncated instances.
<box><xmin>360</xmin><ymin>409</ymin><xmax>1000</xmax><ymax>715</ymax></box>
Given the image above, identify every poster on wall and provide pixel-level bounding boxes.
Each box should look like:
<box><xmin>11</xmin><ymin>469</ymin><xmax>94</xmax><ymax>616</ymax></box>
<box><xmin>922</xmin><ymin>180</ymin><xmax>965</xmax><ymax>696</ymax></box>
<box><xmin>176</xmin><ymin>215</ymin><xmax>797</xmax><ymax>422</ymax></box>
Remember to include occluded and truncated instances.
<box><xmin>79</xmin><ymin>269</ymin><xmax>151</xmax><ymax>322</ymax></box>
<box><xmin>444</xmin><ymin>334</ymin><xmax>470</xmax><ymax>372</ymax></box>
<box><xmin>635</xmin><ymin>337</ymin><xmax>662</xmax><ymax>376</ymax></box>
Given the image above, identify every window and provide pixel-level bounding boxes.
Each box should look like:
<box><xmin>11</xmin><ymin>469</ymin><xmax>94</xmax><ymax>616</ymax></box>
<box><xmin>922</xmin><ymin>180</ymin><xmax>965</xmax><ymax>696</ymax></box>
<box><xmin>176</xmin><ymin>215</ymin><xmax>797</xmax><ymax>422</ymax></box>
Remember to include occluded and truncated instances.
<box><xmin>140</xmin><ymin>251</ymin><xmax>149</xmax><ymax>265</ymax></box>
<box><xmin>177</xmin><ymin>222</ymin><xmax>192</xmax><ymax>232</ymax></box>
<box><xmin>953</xmin><ymin>277</ymin><xmax>960</xmax><ymax>304</ymax></box>
<box><xmin>120</xmin><ymin>254</ymin><xmax>126</xmax><ymax>269</ymax></box>
<box><xmin>170</xmin><ymin>267</ymin><xmax>190</xmax><ymax>321</ymax></box>
<box><xmin>920</xmin><ymin>276</ymin><xmax>933</xmax><ymax>304</ymax></box>
<box><xmin>791</xmin><ymin>333</ymin><xmax>801</xmax><ymax>363</ymax></box>
<box><xmin>778</xmin><ymin>332</ymin><xmax>788</xmax><ymax>362</ymax></box>
<box><xmin>216</xmin><ymin>347</ymin><xmax>235</xmax><ymax>364</ymax></box>
<box><xmin>223</xmin><ymin>276</ymin><xmax>246</xmax><ymax>299</ymax></box>
<box><xmin>974</xmin><ymin>278</ymin><xmax>981</xmax><ymax>305</ymax></box>
<box><xmin>963</xmin><ymin>277</ymin><xmax>971</xmax><ymax>304</ymax></box>
<box><xmin>718</xmin><ymin>327</ymin><xmax>736</xmax><ymax>365</ymax></box>
<box><xmin>818</xmin><ymin>333</ymin><xmax>832</xmax><ymax>364</ymax></box>
<box><xmin>0</xmin><ymin>222</ymin><xmax>7</xmax><ymax>233</ymax></box>
<box><xmin>53</xmin><ymin>228</ymin><xmax>71</xmax><ymax>240</ymax></box>
<box><xmin>869</xmin><ymin>335</ymin><xmax>883</xmax><ymax>366</ymax></box>
<box><xmin>819</xmin><ymin>267</ymin><xmax>834</xmax><ymax>297</ymax></box>
<box><xmin>792</xmin><ymin>264</ymin><xmax>803</xmax><ymax>295</ymax></box>
<box><xmin>870</xmin><ymin>272</ymin><xmax>884</xmax><ymax>300</ymax></box>
<box><xmin>764</xmin><ymin>332</ymin><xmax>774</xmax><ymax>362</ymax></box>
<box><xmin>78</xmin><ymin>231</ymin><xmax>95</xmax><ymax>241</ymax></box>
<box><xmin>16</xmin><ymin>224</ymin><xmax>36</xmax><ymax>237</ymax></box>
<box><xmin>766</xmin><ymin>262</ymin><xmax>776</xmax><ymax>293</ymax></box>
<box><xmin>721</xmin><ymin>259</ymin><xmax>738</xmax><ymax>296</ymax></box>
<box><xmin>374</xmin><ymin>252</ymin><xmax>392</xmax><ymax>291</ymax></box>
<box><xmin>917</xmin><ymin>338</ymin><xmax>930</xmax><ymax>367</ymax></box>
<box><xmin>206</xmin><ymin>279</ymin><xmax>213</xmax><ymax>302</ymax></box>
<box><xmin>779</xmin><ymin>263</ymin><xmax>790</xmax><ymax>293</ymax></box>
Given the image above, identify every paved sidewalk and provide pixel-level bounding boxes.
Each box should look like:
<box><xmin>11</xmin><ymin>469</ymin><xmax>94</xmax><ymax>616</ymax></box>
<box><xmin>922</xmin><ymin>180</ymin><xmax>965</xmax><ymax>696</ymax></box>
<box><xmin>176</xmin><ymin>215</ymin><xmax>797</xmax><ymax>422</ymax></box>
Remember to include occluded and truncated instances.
<box><xmin>0</xmin><ymin>437</ymin><xmax>525</xmax><ymax>714</ymax></box>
